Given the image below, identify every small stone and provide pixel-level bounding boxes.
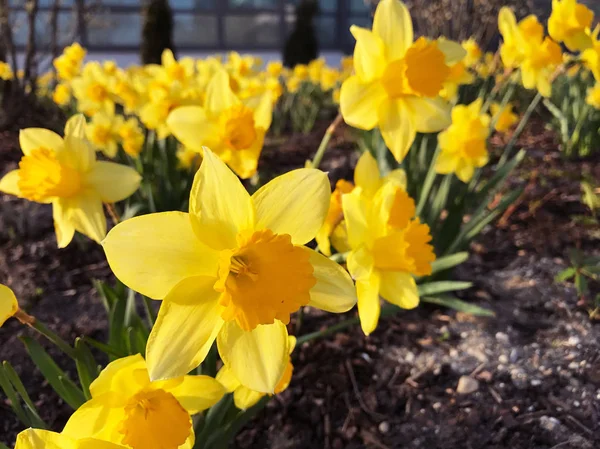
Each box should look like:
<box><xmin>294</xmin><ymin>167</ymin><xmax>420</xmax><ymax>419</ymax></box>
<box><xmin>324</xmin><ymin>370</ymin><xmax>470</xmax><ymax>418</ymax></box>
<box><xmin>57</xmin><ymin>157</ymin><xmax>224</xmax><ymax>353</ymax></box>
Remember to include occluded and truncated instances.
<box><xmin>511</xmin><ymin>368</ymin><xmax>528</xmax><ymax>390</ymax></box>
<box><xmin>378</xmin><ymin>421</ymin><xmax>390</xmax><ymax>434</ymax></box>
<box><xmin>539</xmin><ymin>416</ymin><xmax>561</xmax><ymax>432</ymax></box>
<box><xmin>509</xmin><ymin>348</ymin><xmax>521</xmax><ymax>363</ymax></box>
<box><xmin>573</xmin><ymin>401</ymin><xmax>580</xmax><ymax>408</ymax></box>
<box><xmin>457</xmin><ymin>376</ymin><xmax>479</xmax><ymax>394</ymax></box>
<box><xmin>495</xmin><ymin>332</ymin><xmax>510</xmax><ymax>345</ymax></box>
<box><xmin>531</xmin><ymin>379</ymin><xmax>542</xmax><ymax>387</ymax></box>
<box><xmin>498</xmin><ymin>354</ymin><xmax>509</xmax><ymax>364</ymax></box>
<box><xmin>568</xmin><ymin>362</ymin><xmax>579</xmax><ymax>370</ymax></box>
<box><xmin>405</xmin><ymin>351</ymin><xmax>415</xmax><ymax>363</ymax></box>
<box><xmin>567</xmin><ymin>336</ymin><xmax>580</xmax><ymax>346</ymax></box>
<box><xmin>432</xmin><ymin>402</ymin><xmax>442</xmax><ymax>411</ymax></box>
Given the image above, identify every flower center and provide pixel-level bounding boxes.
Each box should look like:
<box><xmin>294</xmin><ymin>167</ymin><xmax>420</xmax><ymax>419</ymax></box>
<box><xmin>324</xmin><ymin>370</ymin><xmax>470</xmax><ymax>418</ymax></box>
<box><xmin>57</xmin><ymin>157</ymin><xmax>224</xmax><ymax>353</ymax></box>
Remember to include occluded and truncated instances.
<box><xmin>87</xmin><ymin>82</ymin><xmax>108</xmax><ymax>103</ymax></box>
<box><xmin>167</xmin><ymin>64</ymin><xmax>186</xmax><ymax>82</ymax></box>
<box><xmin>119</xmin><ymin>389</ymin><xmax>191</xmax><ymax>449</ymax></box>
<box><xmin>91</xmin><ymin>124</ymin><xmax>112</xmax><ymax>145</ymax></box>
<box><xmin>381</xmin><ymin>37</ymin><xmax>450</xmax><ymax>99</ymax></box>
<box><xmin>215</xmin><ymin>229</ymin><xmax>316</xmax><ymax>332</ymax></box>
<box><xmin>18</xmin><ymin>148</ymin><xmax>81</xmax><ymax>202</ymax></box>
<box><xmin>221</xmin><ymin>105</ymin><xmax>257</xmax><ymax>151</ymax></box>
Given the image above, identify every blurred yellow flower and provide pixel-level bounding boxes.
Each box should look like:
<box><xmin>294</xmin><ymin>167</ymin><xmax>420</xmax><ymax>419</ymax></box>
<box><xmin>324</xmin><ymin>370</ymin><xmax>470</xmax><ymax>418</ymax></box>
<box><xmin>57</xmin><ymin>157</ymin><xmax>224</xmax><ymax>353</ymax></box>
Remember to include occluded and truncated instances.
<box><xmin>586</xmin><ymin>83</ymin><xmax>600</xmax><ymax>108</ymax></box>
<box><xmin>548</xmin><ymin>0</ymin><xmax>594</xmax><ymax>52</ymax></box>
<box><xmin>0</xmin><ymin>115</ymin><xmax>141</xmax><ymax>247</ymax></box>
<box><xmin>0</xmin><ymin>61</ymin><xmax>13</xmax><ymax>80</ymax></box>
<box><xmin>118</xmin><ymin>117</ymin><xmax>145</xmax><ymax>158</ymax></box>
<box><xmin>176</xmin><ymin>145</ymin><xmax>201</xmax><ymax>169</ymax></box>
<box><xmin>71</xmin><ymin>62</ymin><xmax>115</xmax><ymax>115</ymax></box>
<box><xmin>86</xmin><ymin>112</ymin><xmax>122</xmax><ymax>158</ymax></box>
<box><xmin>440</xmin><ymin>61</ymin><xmax>475</xmax><ymax>100</ymax></box>
<box><xmin>15</xmin><ymin>428</ymin><xmax>127</xmax><ymax>449</ymax></box>
<box><xmin>436</xmin><ymin>99</ymin><xmax>490</xmax><ymax>182</ymax></box>
<box><xmin>216</xmin><ymin>336</ymin><xmax>296</xmax><ymax>410</ymax></box>
<box><xmin>0</xmin><ymin>284</ymin><xmax>18</xmax><ymax>327</ymax></box>
<box><xmin>316</xmin><ymin>179</ymin><xmax>355</xmax><ymax>256</ymax></box>
<box><xmin>342</xmin><ymin>178</ymin><xmax>434</xmax><ymax>335</ymax></box>
<box><xmin>461</xmin><ymin>38</ymin><xmax>482</xmax><ymax>67</ymax></box>
<box><xmin>167</xmin><ymin>69</ymin><xmax>272</xmax><ymax>179</ymax></box>
<box><xmin>490</xmin><ymin>102</ymin><xmax>519</xmax><ymax>133</ymax></box>
<box><xmin>582</xmin><ymin>32</ymin><xmax>600</xmax><ymax>81</ymax></box>
<box><xmin>266</xmin><ymin>61</ymin><xmax>284</xmax><ymax>78</ymax></box>
<box><xmin>340</xmin><ymin>0</ymin><xmax>464</xmax><ymax>161</ymax></box>
<box><xmin>52</xmin><ymin>83</ymin><xmax>71</xmax><ymax>106</ymax></box>
<box><xmin>63</xmin><ymin>354</ymin><xmax>224</xmax><ymax>449</ymax></box>
<box><xmin>54</xmin><ymin>43</ymin><xmax>86</xmax><ymax>81</ymax></box>
<box><xmin>102</xmin><ymin>148</ymin><xmax>356</xmax><ymax>392</ymax></box>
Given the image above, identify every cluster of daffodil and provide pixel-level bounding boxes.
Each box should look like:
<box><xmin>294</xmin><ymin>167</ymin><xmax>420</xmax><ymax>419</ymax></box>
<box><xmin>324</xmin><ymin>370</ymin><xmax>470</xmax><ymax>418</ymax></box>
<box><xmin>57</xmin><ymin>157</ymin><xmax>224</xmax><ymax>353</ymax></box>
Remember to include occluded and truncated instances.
<box><xmin>5</xmin><ymin>1</ymin><xmax>600</xmax><ymax>448</ymax></box>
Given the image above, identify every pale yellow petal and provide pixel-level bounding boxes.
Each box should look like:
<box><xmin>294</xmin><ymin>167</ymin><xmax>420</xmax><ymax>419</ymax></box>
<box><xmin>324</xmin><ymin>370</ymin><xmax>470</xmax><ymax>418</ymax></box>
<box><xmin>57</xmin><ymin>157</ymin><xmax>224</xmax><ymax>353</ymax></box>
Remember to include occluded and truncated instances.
<box><xmin>356</xmin><ymin>273</ymin><xmax>381</xmax><ymax>336</ymax></box>
<box><xmin>233</xmin><ymin>386</ymin><xmax>265</xmax><ymax>410</ymax></box>
<box><xmin>215</xmin><ymin>365</ymin><xmax>241</xmax><ymax>392</ymax></box>
<box><xmin>89</xmin><ymin>353</ymin><xmax>149</xmax><ymax>398</ymax></box>
<box><xmin>64</xmin><ymin>189</ymin><xmax>106</xmax><ymax>244</ymax></box>
<box><xmin>62</xmin><ymin>394</ymin><xmax>126</xmax><ymax>441</ymax></box>
<box><xmin>305</xmin><ymin>248</ymin><xmax>357</xmax><ymax>313</ymax></box>
<box><xmin>347</xmin><ymin>244</ymin><xmax>374</xmax><ymax>281</ymax></box>
<box><xmin>217</xmin><ymin>320</ymin><xmax>289</xmax><ymax>394</ymax></box>
<box><xmin>16</xmin><ymin>429</ymin><xmax>78</xmax><ymax>449</ymax></box>
<box><xmin>146</xmin><ymin>276</ymin><xmax>224</xmax><ymax>381</ymax></box>
<box><xmin>19</xmin><ymin>128</ymin><xmax>64</xmax><ymax>156</ymax></box>
<box><xmin>252</xmin><ymin>91</ymin><xmax>273</xmax><ymax>130</ymax></box>
<box><xmin>373</xmin><ymin>0</ymin><xmax>414</xmax><ymax>61</ymax></box>
<box><xmin>65</xmin><ymin>114</ymin><xmax>87</xmax><ymax>139</ymax></box>
<box><xmin>379</xmin><ymin>271</ymin><xmax>419</xmax><ymax>309</ymax></box>
<box><xmin>0</xmin><ymin>284</ymin><xmax>18</xmax><ymax>327</ymax></box>
<box><xmin>189</xmin><ymin>148</ymin><xmax>255</xmax><ymax>250</ymax></box>
<box><xmin>205</xmin><ymin>70</ymin><xmax>240</xmax><ymax>115</ymax></box>
<box><xmin>86</xmin><ymin>161</ymin><xmax>141</xmax><ymax>203</ymax></box>
<box><xmin>379</xmin><ymin>98</ymin><xmax>416</xmax><ymax>162</ymax></box>
<box><xmin>340</xmin><ymin>75</ymin><xmax>387</xmax><ymax>130</ymax></box>
<box><xmin>63</xmin><ymin>135</ymin><xmax>96</xmax><ymax>172</ymax></box>
<box><xmin>354</xmin><ymin>151</ymin><xmax>381</xmax><ymax>197</ymax></box>
<box><xmin>341</xmin><ymin>189</ymin><xmax>369</xmax><ymax>249</ymax></box>
<box><xmin>53</xmin><ymin>198</ymin><xmax>75</xmax><ymax>248</ymax></box>
<box><xmin>350</xmin><ymin>26</ymin><xmax>387</xmax><ymax>82</ymax></box>
<box><xmin>77</xmin><ymin>439</ymin><xmax>128</xmax><ymax>449</ymax></box>
<box><xmin>167</xmin><ymin>107</ymin><xmax>218</xmax><ymax>151</ymax></box>
<box><xmin>403</xmin><ymin>97</ymin><xmax>451</xmax><ymax>133</ymax></box>
<box><xmin>102</xmin><ymin>212</ymin><xmax>219</xmax><ymax>299</ymax></box>
<box><xmin>163</xmin><ymin>375</ymin><xmax>226</xmax><ymax>414</ymax></box>
<box><xmin>252</xmin><ymin>168</ymin><xmax>329</xmax><ymax>245</ymax></box>
<box><xmin>436</xmin><ymin>39</ymin><xmax>467</xmax><ymax>65</ymax></box>
<box><xmin>0</xmin><ymin>169</ymin><xmax>22</xmax><ymax>197</ymax></box>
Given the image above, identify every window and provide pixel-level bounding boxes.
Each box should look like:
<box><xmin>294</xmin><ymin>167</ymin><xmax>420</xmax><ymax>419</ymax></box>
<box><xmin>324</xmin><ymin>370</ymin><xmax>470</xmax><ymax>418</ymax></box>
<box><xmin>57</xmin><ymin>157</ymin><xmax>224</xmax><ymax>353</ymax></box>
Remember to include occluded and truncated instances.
<box><xmin>228</xmin><ymin>0</ymin><xmax>278</xmax><ymax>9</ymax></box>
<box><xmin>225</xmin><ymin>13</ymin><xmax>280</xmax><ymax>46</ymax></box>
<box><xmin>174</xmin><ymin>14</ymin><xmax>218</xmax><ymax>46</ymax></box>
<box><xmin>87</xmin><ymin>12</ymin><xmax>142</xmax><ymax>47</ymax></box>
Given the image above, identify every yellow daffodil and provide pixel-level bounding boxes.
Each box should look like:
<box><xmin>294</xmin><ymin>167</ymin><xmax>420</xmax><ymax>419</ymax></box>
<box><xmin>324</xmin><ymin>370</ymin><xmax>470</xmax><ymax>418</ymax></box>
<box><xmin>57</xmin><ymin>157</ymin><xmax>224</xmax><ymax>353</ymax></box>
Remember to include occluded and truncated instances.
<box><xmin>0</xmin><ymin>61</ymin><xmax>13</xmax><ymax>80</ymax></box>
<box><xmin>216</xmin><ymin>336</ymin><xmax>296</xmax><ymax>410</ymax></box>
<box><xmin>266</xmin><ymin>61</ymin><xmax>284</xmax><ymax>78</ymax></box>
<box><xmin>342</xmin><ymin>171</ymin><xmax>435</xmax><ymax>335</ymax></box>
<box><xmin>176</xmin><ymin>146</ymin><xmax>201</xmax><ymax>170</ymax></box>
<box><xmin>490</xmin><ymin>102</ymin><xmax>519</xmax><ymax>133</ymax></box>
<box><xmin>499</xmin><ymin>8</ymin><xmax>563</xmax><ymax>97</ymax></box>
<box><xmin>436</xmin><ymin>99</ymin><xmax>490</xmax><ymax>183</ymax></box>
<box><xmin>71</xmin><ymin>62</ymin><xmax>115</xmax><ymax>115</ymax></box>
<box><xmin>476</xmin><ymin>52</ymin><xmax>497</xmax><ymax>78</ymax></box>
<box><xmin>167</xmin><ymin>70</ymin><xmax>272</xmax><ymax>179</ymax></box>
<box><xmin>586</xmin><ymin>83</ymin><xmax>600</xmax><ymax>108</ymax></box>
<box><xmin>15</xmin><ymin>428</ymin><xmax>127</xmax><ymax>449</ymax></box>
<box><xmin>548</xmin><ymin>0</ymin><xmax>594</xmax><ymax>52</ymax></box>
<box><xmin>286</xmin><ymin>76</ymin><xmax>302</xmax><ymax>93</ymax></box>
<box><xmin>340</xmin><ymin>0</ymin><xmax>464</xmax><ymax>162</ymax></box>
<box><xmin>332</xmin><ymin>87</ymin><xmax>341</xmax><ymax>104</ymax></box>
<box><xmin>52</xmin><ymin>83</ymin><xmax>71</xmax><ymax>106</ymax></box>
<box><xmin>440</xmin><ymin>60</ymin><xmax>475</xmax><ymax>100</ymax></box>
<box><xmin>86</xmin><ymin>112</ymin><xmax>123</xmax><ymax>158</ymax></box>
<box><xmin>103</xmin><ymin>148</ymin><xmax>357</xmax><ymax>393</ymax></box>
<box><xmin>0</xmin><ymin>283</ymin><xmax>18</xmax><ymax>327</ymax></box>
<box><xmin>157</xmin><ymin>49</ymin><xmax>196</xmax><ymax>85</ymax></box>
<box><xmin>461</xmin><ymin>38</ymin><xmax>482</xmax><ymax>67</ymax></box>
<box><xmin>118</xmin><ymin>118</ymin><xmax>145</xmax><ymax>158</ymax></box>
<box><xmin>582</xmin><ymin>30</ymin><xmax>600</xmax><ymax>81</ymax></box>
<box><xmin>316</xmin><ymin>179</ymin><xmax>355</xmax><ymax>256</ymax></box>
<box><xmin>62</xmin><ymin>354</ymin><xmax>224</xmax><ymax>449</ymax></box>
<box><xmin>292</xmin><ymin>64</ymin><xmax>309</xmax><ymax>81</ymax></box>
<box><xmin>54</xmin><ymin>43</ymin><xmax>86</xmax><ymax>82</ymax></box>
<box><xmin>0</xmin><ymin>115</ymin><xmax>141</xmax><ymax>247</ymax></box>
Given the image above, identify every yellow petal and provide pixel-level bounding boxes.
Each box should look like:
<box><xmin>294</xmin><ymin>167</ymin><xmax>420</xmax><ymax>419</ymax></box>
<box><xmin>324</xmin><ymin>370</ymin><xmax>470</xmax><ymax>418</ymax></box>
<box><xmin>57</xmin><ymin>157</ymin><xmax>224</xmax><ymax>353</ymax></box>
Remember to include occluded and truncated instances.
<box><xmin>102</xmin><ymin>212</ymin><xmax>219</xmax><ymax>299</ymax></box>
<box><xmin>379</xmin><ymin>98</ymin><xmax>416</xmax><ymax>162</ymax></box>
<box><xmin>223</xmin><ymin>129</ymin><xmax>264</xmax><ymax>179</ymax></box>
<box><xmin>162</xmin><ymin>375</ymin><xmax>226</xmax><ymax>414</ymax></box>
<box><xmin>53</xmin><ymin>198</ymin><xmax>75</xmax><ymax>248</ymax></box>
<box><xmin>252</xmin><ymin>168</ymin><xmax>329</xmax><ymax>245</ymax></box>
<box><xmin>341</xmin><ymin>189</ymin><xmax>369</xmax><ymax>249</ymax></box>
<box><xmin>65</xmin><ymin>114</ymin><xmax>87</xmax><ymax>139</ymax></box>
<box><xmin>373</xmin><ymin>0</ymin><xmax>414</xmax><ymax>61</ymax></box>
<box><xmin>89</xmin><ymin>353</ymin><xmax>149</xmax><ymax>398</ymax></box>
<box><xmin>63</xmin><ymin>394</ymin><xmax>126</xmax><ymax>441</ymax></box>
<box><xmin>305</xmin><ymin>248</ymin><xmax>357</xmax><ymax>313</ymax></box>
<box><xmin>19</xmin><ymin>128</ymin><xmax>64</xmax><ymax>156</ymax></box>
<box><xmin>205</xmin><ymin>70</ymin><xmax>240</xmax><ymax>115</ymax></box>
<box><xmin>0</xmin><ymin>169</ymin><xmax>22</xmax><ymax>197</ymax></box>
<box><xmin>354</xmin><ymin>151</ymin><xmax>381</xmax><ymax>197</ymax></box>
<box><xmin>350</xmin><ymin>26</ymin><xmax>387</xmax><ymax>82</ymax></box>
<box><xmin>86</xmin><ymin>161</ymin><xmax>141</xmax><ymax>203</ymax></box>
<box><xmin>347</xmin><ymin>244</ymin><xmax>374</xmax><ymax>281</ymax></box>
<box><xmin>383</xmin><ymin>169</ymin><xmax>407</xmax><ymax>190</ymax></box>
<box><xmin>340</xmin><ymin>75</ymin><xmax>387</xmax><ymax>130</ymax></box>
<box><xmin>0</xmin><ymin>284</ymin><xmax>18</xmax><ymax>327</ymax></box>
<box><xmin>77</xmin><ymin>439</ymin><xmax>128</xmax><ymax>449</ymax></box>
<box><xmin>379</xmin><ymin>271</ymin><xmax>419</xmax><ymax>309</ymax></box>
<box><xmin>65</xmin><ymin>190</ymin><xmax>106</xmax><ymax>244</ymax></box>
<box><xmin>167</xmin><ymin>106</ymin><xmax>217</xmax><ymax>151</ymax></box>
<box><xmin>215</xmin><ymin>364</ymin><xmax>242</xmax><ymax>392</ymax></box>
<box><xmin>356</xmin><ymin>273</ymin><xmax>381</xmax><ymax>336</ymax></box>
<box><xmin>403</xmin><ymin>97</ymin><xmax>451</xmax><ymax>133</ymax></box>
<box><xmin>16</xmin><ymin>429</ymin><xmax>78</xmax><ymax>449</ymax></box>
<box><xmin>189</xmin><ymin>148</ymin><xmax>255</xmax><ymax>250</ymax></box>
<box><xmin>233</xmin><ymin>386</ymin><xmax>265</xmax><ymax>410</ymax></box>
<box><xmin>436</xmin><ymin>38</ymin><xmax>467</xmax><ymax>65</ymax></box>
<box><xmin>217</xmin><ymin>320</ymin><xmax>289</xmax><ymax>394</ymax></box>
<box><xmin>252</xmin><ymin>91</ymin><xmax>273</xmax><ymax>130</ymax></box>
<box><xmin>147</xmin><ymin>276</ymin><xmax>224</xmax><ymax>381</ymax></box>
<box><xmin>63</xmin><ymin>135</ymin><xmax>96</xmax><ymax>172</ymax></box>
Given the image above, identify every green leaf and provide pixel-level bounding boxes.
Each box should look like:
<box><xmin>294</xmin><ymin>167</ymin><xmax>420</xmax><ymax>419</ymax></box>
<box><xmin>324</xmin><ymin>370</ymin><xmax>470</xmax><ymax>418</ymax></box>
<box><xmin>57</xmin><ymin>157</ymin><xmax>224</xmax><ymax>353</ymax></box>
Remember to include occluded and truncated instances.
<box><xmin>554</xmin><ymin>267</ymin><xmax>576</xmax><ymax>282</ymax></box>
<box><xmin>418</xmin><ymin>281</ymin><xmax>473</xmax><ymax>296</ymax></box>
<box><xmin>430</xmin><ymin>252</ymin><xmax>469</xmax><ymax>275</ymax></box>
<box><xmin>20</xmin><ymin>336</ymin><xmax>86</xmax><ymax>410</ymax></box>
<box><xmin>575</xmin><ymin>272</ymin><xmax>589</xmax><ymax>296</ymax></box>
<box><xmin>422</xmin><ymin>296</ymin><xmax>495</xmax><ymax>317</ymax></box>
<box><xmin>83</xmin><ymin>336</ymin><xmax>127</xmax><ymax>358</ymax></box>
<box><xmin>74</xmin><ymin>338</ymin><xmax>99</xmax><ymax>400</ymax></box>
<box><xmin>0</xmin><ymin>366</ymin><xmax>31</xmax><ymax>426</ymax></box>
<box><xmin>2</xmin><ymin>362</ymin><xmax>47</xmax><ymax>428</ymax></box>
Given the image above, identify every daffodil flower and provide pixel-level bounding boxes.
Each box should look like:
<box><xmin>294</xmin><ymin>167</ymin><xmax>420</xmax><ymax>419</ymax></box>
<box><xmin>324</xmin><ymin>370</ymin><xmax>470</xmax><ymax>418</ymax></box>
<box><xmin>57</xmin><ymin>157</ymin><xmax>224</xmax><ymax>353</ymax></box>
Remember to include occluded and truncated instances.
<box><xmin>342</xmin><ymin>161</ymin><xmax>435</xmax><ymax>335</ymax></box>
<box><xmin>103</xmin><ymin>148</ymin><xmax>357</xmax><ymax>393</ymax></box>
<box><xmin>216</xmin><ymin>336</ymin><xmax>296</xmax><ymax>410</ymax></box>
<box><xmin>0</xmin><ymin>115</ymin><xmax>141</xmax><ymax>247</ymax></box>
<box><xmin>339</xmin><ymin>0</ymin><xmax>464</xmax><ymax>162</ymax></box>
<box><xmin>71</xmin><ymin>62</ymin><xmax>115</xmax><ymax>115</ymax></box>
<box><xmin>548</xmin><ymin>0</ymin><xmax>594</xmax><ymax>52</ymax></box>
<box><xmin>436</xmin><ymin>99</ymin><xmax>490</xmax><ymax>183</ymax></box>
<box><xmin>0</xmin><ymin>284</ymin><xmax>18</xmax><ymax>327</ymax></box>
<box><xmin>62</xmin><ymin>354</ymin><xmax>224</xmax><ymax>449</ymax></box>
<box><xmin>490</xmin><ymin>102</ymin><xmax>519</xmax><ymax>133</ymax></box>
<box><xmin>586</xmin><ymin>83</ymin><xmax>600</xmax><ymax>109</ymax></box>
<box><xmin>15</xmin><ymin>428</ymin><xmax>127</xmax><ymax>449</ymax></box>
<box><xmin>167</xmin><ymin>69</ymin><xmax>272</xmax><ymax>179</ymax></box>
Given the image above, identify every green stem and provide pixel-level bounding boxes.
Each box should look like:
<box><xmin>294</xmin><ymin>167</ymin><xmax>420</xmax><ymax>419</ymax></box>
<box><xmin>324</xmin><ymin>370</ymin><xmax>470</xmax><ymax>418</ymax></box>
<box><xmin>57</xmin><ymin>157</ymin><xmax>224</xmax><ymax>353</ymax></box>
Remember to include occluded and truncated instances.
<box><xmin>566</xmin><ymin>103</ymin><xmax>591</xmax><ymax>157</ymax></box>
<box><xmin>296</xmin><ymin>316</ymin><xmax>360</xmax><ymax>345</ymax></box>
<box><xmin>498</xmin><ymin>91</ymin><xmax>542</xmax><ymax>166</ymax></box>
<box><xmin>141</xmin><ymin>295</ymin><xmax>156</xmax><ymax>327</ymax></box>
<box><xmin>23</xmin><ymin>315</ymin><xmax>77</xmax><ymax>359</ymax></box>
<box><xmin>415</xmin><ymin>144</ymin><xmax>441</xmax><ymax>217</ymax></box>
<box><xmin>311</xmin><ymin>113</ymin><xmax>343</xmax><ymax>169</ymax></box>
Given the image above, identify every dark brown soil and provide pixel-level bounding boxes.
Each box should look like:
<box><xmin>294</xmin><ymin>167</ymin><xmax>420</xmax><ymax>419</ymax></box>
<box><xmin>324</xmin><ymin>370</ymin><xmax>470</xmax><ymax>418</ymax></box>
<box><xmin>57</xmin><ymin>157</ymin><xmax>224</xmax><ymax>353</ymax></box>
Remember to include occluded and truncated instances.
<box><xmin>1</xmin><ymin>116</ymin><xmax>599</xmax><ymax>448</ymax></box>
